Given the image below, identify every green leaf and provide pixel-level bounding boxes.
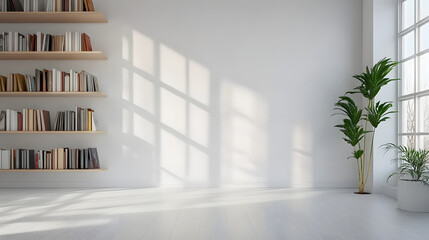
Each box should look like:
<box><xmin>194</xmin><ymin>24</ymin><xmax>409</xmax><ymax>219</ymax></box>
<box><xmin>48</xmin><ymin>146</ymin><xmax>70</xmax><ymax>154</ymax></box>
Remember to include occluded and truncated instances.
<box><xmin>364</xmin><ymin>101</ymin><xmax>396</xmax><ymax>128</ymax></box>
<box><xmin>334</xmin><ymin>119</ymin><xmax>367</xmax><ymax>146</ymax></box>
<box><xmin>383</xmin><ymin>143</ymin><xmax>429</xmax><ymax>184</ymax></box>
<box><xmin>352</xmin><ymin>58</ymin><xmax>399</xmax><ymax>100</ymax></box>
<box><xmin>333</xmin><ymin>96</ymin><xmax>362</xmax><ymax>125</ymax></box>
<box><xmin>353</xmin><ymin>149</ymin><xmax>364</xmax><ymax>159</ymax></box>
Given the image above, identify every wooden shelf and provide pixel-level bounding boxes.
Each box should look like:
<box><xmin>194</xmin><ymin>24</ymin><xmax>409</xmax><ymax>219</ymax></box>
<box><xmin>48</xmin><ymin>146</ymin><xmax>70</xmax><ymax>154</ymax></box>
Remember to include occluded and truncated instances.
<box><xmin>0</xmin><ymin>12</ymin><xmax>107</xmax><ymax>23</ymax></box>
<box><xmin>0</xmin><ymin>131</ymin><xmax>107</xmax><ymax>134</ymax></box>
<box><xmin>0</xmin><ymin>51</ymin><xmax>107</xmax><ymax>60</ymax></box>
<box><xmin>0</xmin><ymin>169</ymin><xmax>107</xmax><ymax>172</ymax></box>
<box><xmin>0</xmin><ymin>92</ymin><xmax>107</xmax><ymax>97</ymax></box>
<box><xmin>0</xmin><ymin>12</ymin><xmax>108</xmax><ymax>177</ymax></box>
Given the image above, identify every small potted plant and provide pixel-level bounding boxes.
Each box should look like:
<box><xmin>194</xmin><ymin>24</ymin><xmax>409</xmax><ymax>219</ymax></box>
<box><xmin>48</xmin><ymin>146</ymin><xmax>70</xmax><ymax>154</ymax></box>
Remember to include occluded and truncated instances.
<box><xmin>383</xmin><ymin>143</ymin><xmax>429</xmax><ymax>212</ymax></box>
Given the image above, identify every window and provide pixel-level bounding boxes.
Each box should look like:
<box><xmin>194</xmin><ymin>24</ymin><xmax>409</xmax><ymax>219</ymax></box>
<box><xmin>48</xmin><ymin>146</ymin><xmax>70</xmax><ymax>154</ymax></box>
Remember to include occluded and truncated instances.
<box><xmin>399</xmin><ymin>0</ymin><xmax>429</xmax><ymax>149</ymax></box>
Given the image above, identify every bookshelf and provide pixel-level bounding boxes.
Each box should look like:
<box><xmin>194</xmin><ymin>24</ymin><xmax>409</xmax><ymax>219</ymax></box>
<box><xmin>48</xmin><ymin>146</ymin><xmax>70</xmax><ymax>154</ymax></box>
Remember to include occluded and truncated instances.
<box><xmin>0</xmin><ymin>169</ymin><xmax>107</xmax><ymax>172</ymax></box>
<box><xmin>0</xmin><ymin>12</ymin><xmax>108</xmax><ymax>23</ymax></box>
<box><xmin>0</xmin><ymin>11</ymin><xmax>108</xmax><ymax>172</ymax></box>
<box><xmin>0</xmin><ymin>92</ymin><xmax>108</xmax><ymax>97</ymax></box>
<box><xmin>0</xmin><ymin>51</ymin><xmax>107</xmax><ymax>60</ymax></box>
<box><xmin>0</xmin><ymin>131</ymin><xmax>107</xmax><ymax>134</ymax></box>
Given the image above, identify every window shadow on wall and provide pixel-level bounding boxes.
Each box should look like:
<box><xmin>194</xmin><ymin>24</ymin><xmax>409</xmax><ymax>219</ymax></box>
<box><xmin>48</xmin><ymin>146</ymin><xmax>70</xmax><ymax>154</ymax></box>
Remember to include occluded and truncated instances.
<box><xmin>120</xmin><ymin>28</ymin><xmax>269</xmax><ymax>186</ymax></box>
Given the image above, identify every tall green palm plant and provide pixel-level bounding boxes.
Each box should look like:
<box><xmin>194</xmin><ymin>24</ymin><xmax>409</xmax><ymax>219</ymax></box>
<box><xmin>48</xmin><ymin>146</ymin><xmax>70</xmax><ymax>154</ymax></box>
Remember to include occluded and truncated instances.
<box><xmin>333</xmin><ymin>58</ymin><xmax>399</xmax><ymax>193</ymax></box>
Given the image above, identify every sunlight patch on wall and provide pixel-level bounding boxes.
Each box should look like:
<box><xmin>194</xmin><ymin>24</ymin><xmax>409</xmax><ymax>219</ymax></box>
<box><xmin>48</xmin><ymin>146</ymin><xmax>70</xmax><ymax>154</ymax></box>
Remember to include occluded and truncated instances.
<box><xmin>189</xmin><ymin>60</ymin><xmax>211</xmax><ymax>106</ymax></box>
<box><xmin>189</xmin><ymin>146</ymin><xmax>209</xmax><ymax>182</ymax></box>
<box><xmin>122</xmin><ymin>67</ymin><xmax>130</xmax><ymax>101</ymax></box>
<box><xmin>160</xmin><ymin>44</ymin><xmax>187</xmax><ymax>93</ymax></box>
<box><xmin>160</xmin><ymin>88</ymin><xmax>187</xmax><ymax>135</ymax></box>
<box><xmin>122</xmin><ymin>36</ymin><xmax>129</xmax><ymax>61</ymax></box>
<box><xmin>122</xmin><ymin>109</ymin><xmax>132</xmax><ymax>134</ymax></box>
<box><xmin>121</xmin><ymin>144</ymin><xmax>132</xmax><ymax>164</ymax></box>
<box><xmin>291</xmin><ymin>121</ymin><xmax>314</xmax><ymax>187</ymax></box>
<box><xmin>230</xmin><ymin>115</ymin><xmax>256</xmax><ymax>154</ymax></box>
<box><xmin>122</xmin><ymin>36</ymin><xmax>213</xmax><ymax>186</ymax></box>
<box><xmin>189</xmin><ymin>103</ymin><xmax>209</xmax><ymax>148</ymax></box>
<box><xmin>160</xmin><ymin>129</ymin><xmax>187</xmax><ymax>185</ymax></box>
<box><xmin>133</xmin><ymin>112</ymin><xmax>155</xmax><ymax>145</ymax></box>
<box><xmin>229</xmin><ymin>81</ymin><xmax>261</xmax><ymax>119</ymax></box>
<box><xmin>220</xmin><ymin>80</ymin><xmax>268</xmax><ymax>184</ymax></box>
<box><xmin>132</xmin><ymin>73</ymin><xmax>154</xmax><ymax>114</ymax></box>
<box><xmin>132</xmin><ymin>30</ymin><xmax>155</xmax><ymax>76</ymax></box>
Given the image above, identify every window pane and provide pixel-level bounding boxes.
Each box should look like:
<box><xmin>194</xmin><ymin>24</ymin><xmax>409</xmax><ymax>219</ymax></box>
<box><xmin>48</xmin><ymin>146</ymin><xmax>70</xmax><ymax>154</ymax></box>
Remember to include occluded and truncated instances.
<box><xmin>402</xmin><ymin>99</ymin><xmax>415</xmax><ymax>133</ymax></box>
<box><xmin>422</xmin><ymin>0</ymin><xmax>429</xmax><ymax>20</ymax></box>
<box><xmin>402</xmin><ymin>59</ymin><xmax>415</xmax><ymax>94</ymax></box>
<box><xmin>420</xmin><ymin>53</ymin><xmax>429</xmax><ymax>91</ymax></box>
<box><xmin>402</xmin><ymin>0</ymin><xmax>415</xmax><ymax>30</ymax></box>
<box><xmin>420</xmin><ymin>96</ymin><xmax>429</xmax><ymax>132</ymax></box>
<box><xmin>402</xmin><ymin>31</ymin><xmax>415</xmax><ymax>59</ymax></box>
<box><xmin>420</xmin><ymin>23</ymin><xmax>429</xmax><ymax>51</ymax></box>
<box><xmin>420</xmin><ymin>136</ymin><xmax>429</xmax><ymax>149</ymax></box>
<box><xmin>402</xmin><ymin>135</ymin><xmax>416</xmax><ymax>149</ymax></box>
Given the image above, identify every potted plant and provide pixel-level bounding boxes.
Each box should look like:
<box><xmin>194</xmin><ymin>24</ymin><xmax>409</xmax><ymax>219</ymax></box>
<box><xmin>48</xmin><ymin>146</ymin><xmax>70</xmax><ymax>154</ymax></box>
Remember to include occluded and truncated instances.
<box><xmin>383</xmin><ymin>143</ymin><xmax>429</xmax><ymax>212</ymax></box>
<box><xmin>333</xmin><ymin>58</ymin><xmax>399</xmax><ymax>194</ymax></box>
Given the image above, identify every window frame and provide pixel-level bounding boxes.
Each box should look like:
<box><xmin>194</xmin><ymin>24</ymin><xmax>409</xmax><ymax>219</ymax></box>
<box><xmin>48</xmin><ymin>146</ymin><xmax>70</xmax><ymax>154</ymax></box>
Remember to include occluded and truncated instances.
<box><xmin>398</xmin><ymin>0</ymin><xmax>429</xmax><ymax>149</ymax></box>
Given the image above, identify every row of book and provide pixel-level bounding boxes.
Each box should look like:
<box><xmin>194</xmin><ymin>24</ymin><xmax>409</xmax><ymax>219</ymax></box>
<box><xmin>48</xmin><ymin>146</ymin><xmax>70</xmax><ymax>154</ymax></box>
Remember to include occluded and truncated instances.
<box><xmin>0</xmin><ymin>32</ymin><xmax>93</xmax><ymax>52</ymax></box>
<box><xmin>0</xmin><ymin>69</ymin><xmax>99</xmax><ymax>92</ymax></box>
<box><xmin>0</xmin><ymin>107</ymin><xmax>97</xmax><ymax>131</ymax></box>
<box><xmin>0</xmin><ymin>148</ymin><xmax>100</xmax><ymax>170</ymax></box>
<box><xmin>54</xmin><ymin>107</ymin><xmax>96</xmax><ymax>131</ymax></box>
<box><xmin>0</xmin><ymin>0</ymin><xmax>95</xmax><ymax>12</ymax></box>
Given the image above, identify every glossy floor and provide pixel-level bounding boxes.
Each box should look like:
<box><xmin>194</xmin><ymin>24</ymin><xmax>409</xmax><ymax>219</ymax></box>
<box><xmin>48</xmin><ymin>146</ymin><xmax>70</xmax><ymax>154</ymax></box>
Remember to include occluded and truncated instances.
<box><xmin>0</xmin><ymin>188</ymin><xmax>428</xmax><ymax>240</ymax></box>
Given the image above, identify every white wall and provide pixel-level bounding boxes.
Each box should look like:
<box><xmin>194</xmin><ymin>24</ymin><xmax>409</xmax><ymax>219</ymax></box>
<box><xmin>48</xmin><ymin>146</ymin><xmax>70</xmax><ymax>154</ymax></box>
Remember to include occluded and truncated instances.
<box><xmin>362</xmin><ymin>0</ymin><xmax>398</xmax><ymax>196</ymax></box>
<box><xmin>0</xmin><ymin>0</ymin><xmax>363</xmax><ymax>187</ymax></box>
<box><xmin>366</xmin><ymin>0</ymin><xmax>399</xmax><ymax>196</ymax></box>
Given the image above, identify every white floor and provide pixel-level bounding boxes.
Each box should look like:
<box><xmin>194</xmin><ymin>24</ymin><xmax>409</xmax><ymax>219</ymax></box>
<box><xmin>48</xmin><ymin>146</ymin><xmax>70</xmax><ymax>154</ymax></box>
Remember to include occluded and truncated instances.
<box><xmin>0</xmin><ymin>188</ymin><xmax>428</xmax><ymax>240</ymax></box>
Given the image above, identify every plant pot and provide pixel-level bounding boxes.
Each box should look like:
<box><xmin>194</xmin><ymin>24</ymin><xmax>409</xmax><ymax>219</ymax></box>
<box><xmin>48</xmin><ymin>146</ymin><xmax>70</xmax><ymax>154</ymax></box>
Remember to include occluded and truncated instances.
<box><xmin>397</xmin><ymin>179</ymin><xmax>429</xmax><ymax>212</ymax></box>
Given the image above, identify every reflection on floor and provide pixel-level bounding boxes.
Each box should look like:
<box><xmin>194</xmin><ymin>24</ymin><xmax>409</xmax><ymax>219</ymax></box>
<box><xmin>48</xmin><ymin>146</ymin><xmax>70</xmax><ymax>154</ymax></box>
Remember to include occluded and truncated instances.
<box><xmin>0</xmin><ymin>188</ymin><xmax>427</xmax><ymax>240</ymax></box>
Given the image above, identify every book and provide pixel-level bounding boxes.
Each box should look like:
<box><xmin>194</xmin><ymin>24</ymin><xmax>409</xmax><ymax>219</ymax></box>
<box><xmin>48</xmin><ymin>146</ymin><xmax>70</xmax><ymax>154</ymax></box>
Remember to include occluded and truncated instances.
<box><xmin>6</xmin><ymin>109</ymin><xmax>10</xmax><ymax>131</ymax></box>
<box><xmin>82</xmin><ymin>33</ymin><xmax>92</xmax><ymax>51</ymax></box>
<box><xmin>0</xmin><ymin>75</ymin><xmax>6</xmax><ymax>91</ymax></box>
<box><xmin>35</xmin><ymin>69</ymin><xmax>42</xmax><ymax>92</ymax></box>
<box><xmin>0</xmin><ymin>31</ymin><xmax>92</xmax><ymax>52</ymax></box>
<box><xmin>0</xmin><ymin>147</ymin><xmax>99</xmax><ymax>170</ymax></box>
<box><xmin>0</xmin><ymin>33</ymin><xmax>3</xmax><ymax>51</ymax></box>
<box><xmin>0</xmin><ymin>111</ymin><xmax>5</xmax><ymax>131</ymax></box>
<box><xmin>37</xmin><ymin>110</ymin><xmax>42</xmax><ymax>131</ymax></box>
<box><xmin>28</xmin><ymin>109</ymin><xmax>33</xmax><ymax>131</ymax></box>
<box><xmin>9</xmin><ymin>0</ymin><xmax>23</xmax><ymax>11</ymax></box>
<box><xmin>0</xmin><ymin>68</ymin><xmax>99</xmax><ymax>93</ymax></box>
<box><xmin>29</xmin><ymin>150</ymin><xmax>34</xmax><ymax>169</ymax></box>
<box><xmin>35</xmin><ymin>151</ymin><xmax>39</xmax><ymax>169</ymax></box>
<box><xmin>42</xmin><ymin>110</ymin><xmax>51</xmax><ymax>131</ymax></box>
<box><xmin>18</xmin><ymin>112</ymin><xmax>22</xmax><ymax>131</ymax></box>
<box><xmin>11</xmin><ymin>74</ymin><xmax>17</xmax><ymax>91</ymax></box>
<box><xmin>1</xmin><ymin>150</ymin><xmax>10</xmax><ymax>169</ymax></box>
<box><xmin>0</xmin><ymin>148</ymin><xmax>98</xmax><ymax>170</ymax></box>
<box><xmin>58</xmin><ymin>148</ymin><xmax>64</xmax><ymax>169</ymax></box>
<box><xmin>87</xmin><ymin>0</ymin><xmax>94</xmax><ymax>11</ymax></box>
<box><xmin>15</xmin><ymin>73</ymin><xmax>27</xmax><ymax>92</ymax></box>
<box><xmin>0</xmin><ymin>107</ymin><xmax>99</xmax><ymax>132</ymax></box>
<box><xmin>89</xmin><ymin>148</ymin><xmax>99</xmax><ymax>168</ymax></box>
<box><xmin>84</xmin><ymin>148</ymin><xmax>88</xmax><ymax>169</ymax></box>
<box><xmin>14</xmin><ymin>149</ymin><xmax>19</xmax><ymax>169</ymax></box>
<box><xmin>7</xmin><ymin>0</ymin><xmax>12</xmax><ymax>11</ymax></box>
<box><xmin>23</xmin><ymin>108</ymin><xmax>26</xmax><ymax>131</ymax></box>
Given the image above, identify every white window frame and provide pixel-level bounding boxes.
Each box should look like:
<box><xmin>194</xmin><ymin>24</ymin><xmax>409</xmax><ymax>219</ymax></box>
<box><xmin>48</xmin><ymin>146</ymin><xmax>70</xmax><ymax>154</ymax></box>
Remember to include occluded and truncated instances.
<box><xmin>398</xmin><ymin>0</ymin><xmax>429</xmax><ymax>148</ymax></box>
